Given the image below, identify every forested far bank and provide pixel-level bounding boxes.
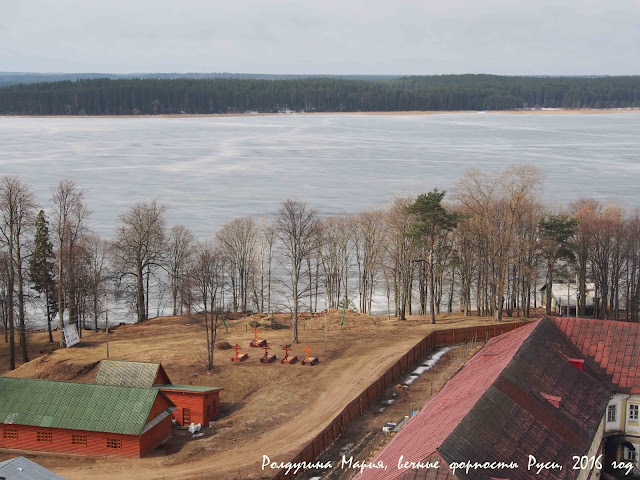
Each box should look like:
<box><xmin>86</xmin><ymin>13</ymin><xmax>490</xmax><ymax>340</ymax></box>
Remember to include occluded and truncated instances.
<box><xmin>3</xmin><ymin>165</ymin><xmax>640</xmax><ymax>372</ymax></box>
<box><xmin>1</xmin><ymin>75</ymin><xmax>640</xmax><ymax>115</ymax></box>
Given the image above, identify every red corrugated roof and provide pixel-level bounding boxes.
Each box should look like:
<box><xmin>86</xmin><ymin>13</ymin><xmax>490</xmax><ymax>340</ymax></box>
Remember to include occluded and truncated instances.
<box><xmin>356</xmin><ymin>316</ymin><xmax>639</xmax><ymax>480</ymax></box>
<box><xmin>354</xmin><ymin>320</ymin><xmax>540</xmax><ymax>480</ymax></box>
<box><xmin>395</xmin><ymin>454</ymin><xmax>455</xmax><ymax>480</ymax></box>
<box><xmin>551</xmin><ymin>316</ymin><xmax>640</xmax><ymax>393</ymax></box>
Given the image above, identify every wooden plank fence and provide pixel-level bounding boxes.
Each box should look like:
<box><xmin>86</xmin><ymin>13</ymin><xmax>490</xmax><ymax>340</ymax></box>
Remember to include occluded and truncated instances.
<box><xmin>272</xmin><ymin>321</ymin><xmax>527</xmax><ymax>480</ymax></box>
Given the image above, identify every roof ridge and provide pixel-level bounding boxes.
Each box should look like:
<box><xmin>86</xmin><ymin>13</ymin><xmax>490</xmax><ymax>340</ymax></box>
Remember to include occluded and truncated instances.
<box><xmin>0</xmin><ymin>375</ymin><xmax>161</xmax><ymax>392</ymax></box>
<box><xmin>100</xmin><ymin>359</ymin><xmax>161</xmax><ymax>365</ymax></box>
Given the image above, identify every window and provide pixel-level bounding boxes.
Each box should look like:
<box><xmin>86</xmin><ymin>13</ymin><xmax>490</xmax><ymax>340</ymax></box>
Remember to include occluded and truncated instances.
<box><xmin>608</xmin><ymin>405</ymin><xmax>617</xmax><ymax>422</ymax></box>
<box><xmin>72</xmin><ymin>434</ymin><xmax>87</xmax><ymax>446</ymax></box>
<box><xmin>3</xmin><ymin>428</ymin><xmax>17</xmax><ymax>440</ymax></box>
<box><xmin>630</xmin><ymin>404</ymin><xmax>639</xmax><ymax>422</ymax></box>
<box><xmin>628</xmin><ymin>448</ymin><xmax>637</xmax><ymax>462</ymax></box>
<box><xmin>37</xmin><ymin>431</ymin><xmax>52</xmax><ymax>443</ymax></box>
<box><xmin>106</xmin><ymin>438</ymin><xmax>121</xmax><ymax>449</ymax></box>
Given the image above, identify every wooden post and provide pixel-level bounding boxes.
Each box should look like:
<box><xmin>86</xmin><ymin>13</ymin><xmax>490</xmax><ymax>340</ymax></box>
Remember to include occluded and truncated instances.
<box><xmin>324</xmin><ymin>309</ymin><xmax>328</xmax><ymax>351</ymax></box>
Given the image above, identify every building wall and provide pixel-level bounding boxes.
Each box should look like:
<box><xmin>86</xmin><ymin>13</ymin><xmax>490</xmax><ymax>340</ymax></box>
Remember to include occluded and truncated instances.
<box><xmin>146</xmin><ymin>394</ymin><xmax>174</xmax><ymax>423</ymax></box>
<box><xmin>622</xmin><ymin>394</ymin><xmax>640</xmax><ymax>466</ymax></box>
<box><xmin>153</xmin><ymin>367</ymin><xmax>171</xmax><ymax>386</ymax></box>
<box><xmin>163</xmin><ymin>391</ymin><xmax>204</xmax><ymax>425</ymax></box>
<box><xmin>205</xmin><ymin>391</ymin><xmax>221</xmax><ymax>422</ymax></box>
<box><xmin>139</xmin><ymin>415</ymin><xmax>172</xmax><ymax>457</ymax></box>
<box><xmin>605</xmin><ymin>393</ymin><xmax>640</xmax><ymax>467</ymax></box>
<box><xmin>577</xmin><ymin>416</ymin><xmax>605</xmax><ymax>480</ymax></box>
<box><xmin>0</xmin><ymin>418</ymin><xmax>172</xmax><ymax>458</ymax></box>
<box><xmin>162</xmin><ymin>390</ymin><xmax>220</xmax><ymax>426</ymax></box>
<box><xmin>0</xmin><ymin>424</ymin><xmax>140</xmax><ymax>457</ymax></box>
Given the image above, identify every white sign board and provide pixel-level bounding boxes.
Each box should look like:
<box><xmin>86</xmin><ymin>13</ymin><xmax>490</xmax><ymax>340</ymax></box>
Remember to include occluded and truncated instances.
<box><xmin>64</xmin><ymin>324</ymin><xmax>80</xmax><ymax>348</ymax></box>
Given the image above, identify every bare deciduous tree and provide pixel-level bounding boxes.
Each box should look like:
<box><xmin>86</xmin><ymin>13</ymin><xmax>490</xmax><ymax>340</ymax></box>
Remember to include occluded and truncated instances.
<box><xmin>0</xmin><ymin>176</ymin><xmax>36</xmax><ymax>366</ymax></box>
<box><xmin>167</xmin><ymin>225</ymin><xmax>195</xmax><ymax>315</ymax></box>
<box><xmin>354</xmin><ymin>210</ymin><xmax>385</xmax><ymax>314</ymax></box>
<box><xmin>217</xmin><ymin>217</ymin><xmax>256</xmax><ymax>312</ymax></box>
<box><xmin>82</xmin><ymin>234</ymin><xmax>109</xmax><ymax>331</ymax></box>
<box><xmin>0</xmin><ymin>252</ymin><xmax>9</xmax><ymax>344</ymax></box>
<box><xmin>319</xmin><ymin>215</ymin><xmax>353</xmax><ymax>309</ymax></box>
<box><xmin>255</xmin><ymin>219</ymin><xmax>276</xmax><ymax>313</ymax></box>
<box><xmin>276</xmin><ymin>200</ymin><xmax>321</xmax><ymax>343</ymax></box>
<box><xmin>51</xmin><ymin>179</ymin><xmax>90</xmax><ymax>346</ymax></box>
<box><xmin>190</xmin><ymin>242</ymin><xmax>225</xmax><ymax>369</ymax></box>
<box><xmin>112</xmin><ymin>200</ymin><xmax>166</xmax><ymax>323</ymax></box>
<box><xmin>454</xmin><ymin>166</ymin><xmax>542</xmax><ymax>321</ymax></box>
<box><xmin>570</xmin><ymin>199</ymin><xmax>599</xmax><ymax>316</ymax></box>
<box><xmin>384</xmin><ymin>198</ymin><xmax>416</xmax><ymax>320</ymax></box>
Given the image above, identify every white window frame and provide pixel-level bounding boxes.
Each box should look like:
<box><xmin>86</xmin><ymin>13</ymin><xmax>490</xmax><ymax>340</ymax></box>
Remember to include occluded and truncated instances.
<box><xmin>608</xmin><ymin>404</ymin><xmax>617</xmax><ymax>422</ymax></box>
<box><xmin>630</xmin><ymin>404</ymin><xmax>639</xmax><ymax>422</ymax></box>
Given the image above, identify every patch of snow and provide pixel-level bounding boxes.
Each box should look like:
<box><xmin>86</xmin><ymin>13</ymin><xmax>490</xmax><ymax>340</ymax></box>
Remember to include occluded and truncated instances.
<box><xmin>402</xmin><ymin>346</ymin><xmax>453</xmax><ymax>385</ymax></box>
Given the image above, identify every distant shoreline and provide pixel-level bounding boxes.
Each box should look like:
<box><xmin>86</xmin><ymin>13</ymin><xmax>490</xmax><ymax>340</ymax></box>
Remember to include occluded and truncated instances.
<box><xmin>2</xmin><ymin>108</ymin><xmax>640</xmax><ymax>119</ymax></box>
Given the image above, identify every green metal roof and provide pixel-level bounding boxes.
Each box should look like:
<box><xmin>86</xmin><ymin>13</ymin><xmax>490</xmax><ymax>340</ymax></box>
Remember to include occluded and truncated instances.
<box><xmin>94</xmin><ymin>360</ymin><xmax>161</xmax><ymax>388</ymax></box>
<box><xmin>0</xmin><ymin>376</ymin><xmax>161</xmax><ymax>435</ymax></box>
<box><xmin>157</xmin><ymin>384</ymin><xmax>222</xmax><ymax>393</ymax></box>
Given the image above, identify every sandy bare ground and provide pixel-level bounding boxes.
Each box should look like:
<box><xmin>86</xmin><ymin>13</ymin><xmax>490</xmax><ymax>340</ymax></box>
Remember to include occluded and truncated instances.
<box><xmin>0</xmin><ymin>311</ymin><xmax>536</xmax><ymax>480</ymax></box>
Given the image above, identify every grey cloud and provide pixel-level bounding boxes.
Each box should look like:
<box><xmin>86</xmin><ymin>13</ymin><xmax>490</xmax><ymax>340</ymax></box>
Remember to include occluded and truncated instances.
<box><xmin>1</xmin><ymin>0</ymin><xmax>639</xmax><ymax>74</ymax></box>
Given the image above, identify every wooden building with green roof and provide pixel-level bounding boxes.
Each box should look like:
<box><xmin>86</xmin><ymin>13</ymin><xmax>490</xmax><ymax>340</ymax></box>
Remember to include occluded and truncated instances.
<box><xmin>0</xmin><ymin>377</ymin><xmax>175</xmax><ymax>458</ymax></box>
<box><xmin>94</xmin><ymin>360</ymin><xmax>223</xmax><ymax>426</ymax></box>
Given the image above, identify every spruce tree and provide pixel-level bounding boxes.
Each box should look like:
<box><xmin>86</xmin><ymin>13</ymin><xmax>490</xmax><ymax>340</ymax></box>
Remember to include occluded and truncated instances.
<box><xmin>29</xmin><ymin>210</ymin><xmax>57</xmax><ymax>342</ymax></box>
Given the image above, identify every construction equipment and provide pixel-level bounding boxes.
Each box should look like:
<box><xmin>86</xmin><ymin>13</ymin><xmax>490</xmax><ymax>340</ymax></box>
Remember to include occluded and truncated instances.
<box><xmin>249</xmin><ymin>327</ymin><xmax>267</xmax><ymax>348</ymax></box>
<box><xmin>280</xmin><ymin>343</ymin><xmax>298</xmax><ymax>364</ymax></box>
<box><xmin>230</xmin><ymin>344</ymin><xmax>249</xmax><ymax>362</ymax></box>
<box><xmin>259</xmin><ymin>343</ymin><xmax>277</xmax><ymax>363</ymax></box>
<box><xmin>301</xmin><ymin>345</ymin><xmax>319</xmax><ymax>366</ymax></box>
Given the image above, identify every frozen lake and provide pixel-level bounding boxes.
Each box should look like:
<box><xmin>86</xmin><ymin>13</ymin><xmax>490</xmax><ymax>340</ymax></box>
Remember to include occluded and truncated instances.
<box><xmin>1</xmin><ymin>112</ymin><xmax>639</xmax><ymax>239</ymax></box>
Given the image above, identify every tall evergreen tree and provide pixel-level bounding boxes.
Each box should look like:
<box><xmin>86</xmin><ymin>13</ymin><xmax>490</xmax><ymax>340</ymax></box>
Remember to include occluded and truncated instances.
<box><xmin>407</xmin><ymin>189</ymin><xmax>461</xmax><ymax>324</ymax></box>
<box><xmin>29</xmin><ymin>210</ymin><xmax>57</xmax><ymax>342</ymax></box>
<box><xmin>539</xmin><ymin>214</ymin><xmax>579</xmax><ymax>316</ymax></box>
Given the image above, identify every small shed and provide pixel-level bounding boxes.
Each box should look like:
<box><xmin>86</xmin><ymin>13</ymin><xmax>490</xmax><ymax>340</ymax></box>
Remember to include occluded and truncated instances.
<box><xmin>0</xmin><ymin>377</ymin><xmax>175</xmax><ymax>458</ymax></box>
<box><xmin>540</xmin><ymin>282</ymin><xmax>595</xmax><ymax>315</ymax></box>
<box><xmin>156</xmin><ymin>384</ymin><xmax>222</xmax><ymax>426</ymax></box>
<box><xmin>0</xmin><ymin>456</ymin><xmax>66</xmax><ymax>480</ymax></box>
<box><xmin>93</xmin><ymin>360</ymin><xmax>223</xmax><ymax>426</ymax></box>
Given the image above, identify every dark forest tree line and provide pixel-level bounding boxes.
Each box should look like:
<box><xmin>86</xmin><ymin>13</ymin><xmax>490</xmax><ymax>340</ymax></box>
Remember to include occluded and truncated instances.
<box><xmin>1</xmin><ymin>75</ymin><xmax>640</xmax><ymax>115</ymax></box>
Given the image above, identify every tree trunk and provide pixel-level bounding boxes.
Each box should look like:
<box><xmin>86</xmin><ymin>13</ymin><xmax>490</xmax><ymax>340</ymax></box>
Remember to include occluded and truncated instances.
<box><xmin>7</xmin><ymin>234</ymin><xmax>15</xmax><ymax>369</ymax></box>
<box><xmin>46</xmin><ymin>291</ymin><xmax>53</xmax><ymax>342</ymax></box>
<box><xmin>145</xmin><ymin>264</ymin><xmax>151</xmax><ymax>319</ymax></box>
<box><xmin>58</xmin><ymin>252</ymin><xmax>65</xmax><ymax>347</ymax></box>
<box><xmin>137</xmin><ymin>263</ymin><xmax>145</xmax><ymax>323</ymax></box>
<box><xmin>93</xmin><ymin>293</ymin><xmax>99</xmax><ymax>331</ymax></box>
<box><xmin>292</xmin><ymin>279</ymin><xmax>299</xmax><ymax>343</ymax></box>
<box><xmin>429</xmin><ymin>230</ymin><xmax>436</xmax><ymax>324</ymax></box>
<box><xmin>17</xmin><ymin>257</ymin><xmax>28</xmax><ymax>363</ymax></box>
<box><xmin>545</xmin><ymin>257</ymin><xmax>553</xmax><ymax>316</ymax></box>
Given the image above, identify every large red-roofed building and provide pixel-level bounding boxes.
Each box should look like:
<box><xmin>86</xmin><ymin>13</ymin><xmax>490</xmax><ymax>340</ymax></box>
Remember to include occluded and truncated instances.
<box><xmin>355</xmin><ymin>316</ymin><xmax>640</xmax><ymax>480</ymax></box>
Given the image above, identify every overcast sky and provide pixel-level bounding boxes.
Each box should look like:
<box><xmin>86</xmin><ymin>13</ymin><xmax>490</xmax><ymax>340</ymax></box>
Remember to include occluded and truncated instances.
<box><xmin>2</xmin><ymin>0</ymin><xmax>639</xmax><ymax>75</ymax></box>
